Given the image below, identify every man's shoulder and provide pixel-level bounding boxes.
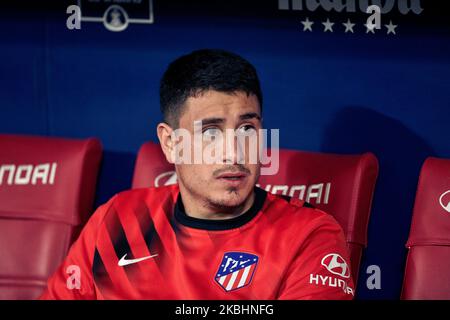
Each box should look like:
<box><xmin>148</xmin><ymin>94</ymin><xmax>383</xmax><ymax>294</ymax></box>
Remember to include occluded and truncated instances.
<box><xmin>94</xmin><ymin>185</ymin><xmax>179</xmax><ymax>221</ymax></box>
<box><xmin>264</xmin><ymin>190</ymin><xmax>342</xmax><ymax>231</ymax></box>
<box><xmin>113</xmin><ymin>184</ymin><xmax>179</xmax><ymax>203</ymax></box>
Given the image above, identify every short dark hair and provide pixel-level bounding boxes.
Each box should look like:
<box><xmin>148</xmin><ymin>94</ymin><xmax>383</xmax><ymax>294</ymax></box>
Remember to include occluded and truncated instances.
<box><xmin>159</xmin><ymin>49</ymin><xmax>263</xmax><ymax>127</ymax></box>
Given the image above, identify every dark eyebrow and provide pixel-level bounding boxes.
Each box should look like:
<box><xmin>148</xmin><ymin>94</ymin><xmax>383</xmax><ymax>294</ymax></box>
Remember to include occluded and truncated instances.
<box><xmin>199</xmin><ymin>113</ymin><xmax>261</xmax><ymax>126</ymax></box>
<box><xmin>200</xmin><ymin>117</ymin><xmax>225</xmax><ymax>126</ymax></box>
<box><xmin>239</xmin><ymin>112</ymin><xmax>261</xmax><ymax>121</ymax></box>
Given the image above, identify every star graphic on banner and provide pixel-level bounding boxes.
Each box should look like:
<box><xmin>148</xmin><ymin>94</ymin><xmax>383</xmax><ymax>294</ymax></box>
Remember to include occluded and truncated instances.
<box><xmin>301</xmin><ymin>17</ymin><xmax>314</xmax><ymax>32</ymax></box>
<box><xmin>364</xmin><ymin>22</ymin><xmax>376</xmax><ymax>34</ymax></box>
<box><xmin>322</xmin><ymin>18</ymin><xmax>334</xmax><ymax>32</ymax></box>
<box><xmin>385</xmin><ymin>20</ymin><xmax>398</xmax><ymax>35</ymax></box>
<box><xmin>342</xmin><ymin>19</ymin><xmax>355</xmax><ymax>33</ymax></box>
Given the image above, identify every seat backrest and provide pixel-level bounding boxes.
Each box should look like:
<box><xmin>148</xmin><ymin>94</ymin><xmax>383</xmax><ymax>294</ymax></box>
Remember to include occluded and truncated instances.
<box><xmin>402</xmin><ymin>157</ymin><xmax>450</xmax><ymax>299</ymax></box>
<box><xmin>0</xmin><ymin>134</ymin><xmax>102</xmax><ymax>299</ymax></box>
<box><xmin>132</xmin><ymin>142</ymin><xmax>379</xmax><ymax>284</ymax></box>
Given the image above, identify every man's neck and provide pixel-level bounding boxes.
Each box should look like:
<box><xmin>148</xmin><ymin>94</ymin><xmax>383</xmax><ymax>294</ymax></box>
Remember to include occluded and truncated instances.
<box><xmin>179</xmin><ymin>189</ymin><xmax>255</xmax><ymax>220</ymax></box>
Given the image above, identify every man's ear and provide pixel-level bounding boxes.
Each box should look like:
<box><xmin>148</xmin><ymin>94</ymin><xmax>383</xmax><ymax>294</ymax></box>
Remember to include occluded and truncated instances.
<box><xmin>157</xmin><ymin>122</ymin><xmax>176</xmax><ymax>164</ymax></box>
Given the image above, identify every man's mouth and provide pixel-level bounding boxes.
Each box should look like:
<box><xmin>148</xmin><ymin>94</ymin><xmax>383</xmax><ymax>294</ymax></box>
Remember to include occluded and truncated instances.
<box><xmin>216</xmin><ymin>172</ymin><xmax>249</xmax><ymax>186</ymax></box>
<box><xmin>216</xmin><ymin>172</ymin><xmax>248</xmax><ymax>179</ymax></box>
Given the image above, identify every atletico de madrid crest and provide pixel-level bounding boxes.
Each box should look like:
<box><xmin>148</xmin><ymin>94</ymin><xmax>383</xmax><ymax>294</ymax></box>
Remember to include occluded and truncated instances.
<box><xmin>215</xmin><ymin>252</ymin><xmax>258</xmax><ymax>292</ymax></box>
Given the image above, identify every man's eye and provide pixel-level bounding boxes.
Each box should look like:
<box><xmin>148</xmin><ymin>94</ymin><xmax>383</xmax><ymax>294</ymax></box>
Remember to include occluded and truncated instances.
<box><xmin>203</xmin><ymin>127</ymin><xmax>221</xmax><ymax>136</ymax></box>
<box><xmin>237</xmin><ymin>125</ymin><xmax>256</xmax><ymax>134</ymax></box>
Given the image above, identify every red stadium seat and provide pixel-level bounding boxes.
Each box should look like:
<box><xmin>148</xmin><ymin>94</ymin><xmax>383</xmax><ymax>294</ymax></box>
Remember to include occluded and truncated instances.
<box><xmin>0</xmin><ymin>134</ymin><xmax>102</xmax><ymax>299</ymax></box>
<box><xmin>132</xmin><ymin>142</ymin><xmax>379</xmax><ymax>285</ymax></box>
<box><xmin>401</xmin><ymin>157</ymin><xmax>450</xmax><ymax>299</ymax></box>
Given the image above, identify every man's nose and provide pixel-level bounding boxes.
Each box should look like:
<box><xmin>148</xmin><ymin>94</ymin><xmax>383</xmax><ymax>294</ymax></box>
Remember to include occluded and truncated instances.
<box><xmin>223</xmin><ymin>129</ymin><xmax>244</xmax><ymax>164</ymax></box>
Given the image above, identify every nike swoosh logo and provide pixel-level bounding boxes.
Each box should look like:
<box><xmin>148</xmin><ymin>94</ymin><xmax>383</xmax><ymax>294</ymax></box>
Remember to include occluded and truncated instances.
<box><xmin>118</xmin><ymin>253</ymin><xmax>158</xmax><ymax>267</ymax></box>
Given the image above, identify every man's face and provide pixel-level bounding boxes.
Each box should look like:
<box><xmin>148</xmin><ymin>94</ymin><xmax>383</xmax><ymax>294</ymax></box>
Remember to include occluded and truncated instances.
<box><xmin>173</xmin><ymin>90</ymin><xmax>262</xmax><ymax>213</ymax></box>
